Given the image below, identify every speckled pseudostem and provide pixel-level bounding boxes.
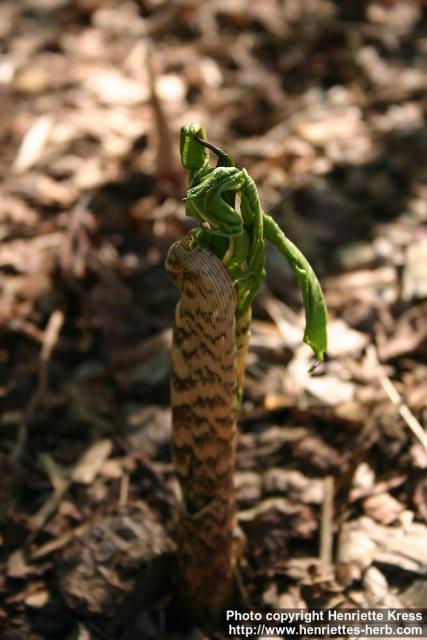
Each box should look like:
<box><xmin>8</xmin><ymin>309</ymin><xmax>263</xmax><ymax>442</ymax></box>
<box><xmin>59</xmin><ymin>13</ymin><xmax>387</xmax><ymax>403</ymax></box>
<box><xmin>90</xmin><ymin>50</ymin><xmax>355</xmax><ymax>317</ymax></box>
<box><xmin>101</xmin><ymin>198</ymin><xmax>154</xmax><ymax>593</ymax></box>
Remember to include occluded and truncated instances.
<box><xmin>165</xmin><ymin>235</ymin><xmax>238</xmax><ymax>617</ymax></box>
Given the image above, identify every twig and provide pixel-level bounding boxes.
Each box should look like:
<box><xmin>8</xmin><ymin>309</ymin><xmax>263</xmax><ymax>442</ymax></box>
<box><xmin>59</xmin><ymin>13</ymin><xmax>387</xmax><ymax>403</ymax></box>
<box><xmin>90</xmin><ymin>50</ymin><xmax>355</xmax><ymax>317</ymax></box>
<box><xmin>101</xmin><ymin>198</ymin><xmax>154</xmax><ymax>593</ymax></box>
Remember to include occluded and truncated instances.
<box><xmin>60</xmin><ymin>192</ymin><xmax>93</xmax><ymax>280</ymax></box>
<box><xmin>320</xmin><ymin>475</ymin><xmax>334</xmax><ymax>577</ymax></box>
<box><xmin>146</xmin><ymin>44</ymin><xmax>179</xmax><ymax>182</ymax></box>
<box><xmin>234</xmin><ymin>563</ymin><xmax>252</xmax><ymax>610</ymax></box>
<box><xmin>27</xmin><ymin>440</ymin><xmax>112</xmax><ymax>540</ymax></box>
<box><xmin>119</xmin><ymin>473</ymin><xmax>130</xmax><ymax>509</ymax></box>
<box><xmin>367</xmin><ymin>345</ymin><xmax>427</xmax><ymax>452</ymax></box>
<box><xmin>31</xmin><ymin>520</ymin><xmax>92</xmax><ymax>559</ymax></box>
<box><xmin>11</xmin><ymin>309</ymin><xmax>65</xmax><ymax>462</ymax></box>
<box><xmin>27</xmin><ymin>453</ymin><xmax>71</xmax><ymax>541</ymax></box>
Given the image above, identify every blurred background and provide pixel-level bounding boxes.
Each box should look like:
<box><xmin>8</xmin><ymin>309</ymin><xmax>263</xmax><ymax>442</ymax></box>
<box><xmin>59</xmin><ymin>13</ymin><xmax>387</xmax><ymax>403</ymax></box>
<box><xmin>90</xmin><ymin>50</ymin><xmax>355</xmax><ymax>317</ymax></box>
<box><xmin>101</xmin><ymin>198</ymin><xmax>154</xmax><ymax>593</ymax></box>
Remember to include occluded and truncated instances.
<box><xmin>1</xmin><ymin>0</ymin><xmax>427</xmax><ymax>638</ymax></box>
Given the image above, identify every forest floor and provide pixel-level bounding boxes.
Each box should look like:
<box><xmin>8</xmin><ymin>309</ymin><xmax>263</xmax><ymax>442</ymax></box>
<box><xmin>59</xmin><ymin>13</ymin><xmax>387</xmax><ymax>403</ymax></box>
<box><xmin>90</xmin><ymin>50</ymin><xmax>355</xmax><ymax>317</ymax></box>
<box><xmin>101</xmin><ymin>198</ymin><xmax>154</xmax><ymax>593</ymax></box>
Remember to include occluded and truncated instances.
<box><xmin>1</xmin><ymin>1</ymin><xmax>427</xmax><ymax>638</ymax></box>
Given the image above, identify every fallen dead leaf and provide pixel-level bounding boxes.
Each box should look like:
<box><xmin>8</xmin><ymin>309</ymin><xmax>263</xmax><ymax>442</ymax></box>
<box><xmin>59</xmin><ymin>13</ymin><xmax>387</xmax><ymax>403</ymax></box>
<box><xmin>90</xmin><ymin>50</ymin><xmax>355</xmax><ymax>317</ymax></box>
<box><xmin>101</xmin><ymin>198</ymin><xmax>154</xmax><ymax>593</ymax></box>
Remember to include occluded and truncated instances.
<box><xmin>402</xmin><ymin>236</ymin><xmax>427</xmax><ymax>300</ymax></box>
<box><xmin>362</xmin><ymin>492</ymin><xmax>404</xmax><ymax>525</ymax></box>
<box><xmin>338</xmin><ymin>516</ymin><xmax>427</xmax><ymax>575</ymax></box>
<box><xmin>24</xmin><ymin>590</ymin><xmax>49</xmax><ymax>608</ymax></box>
<box><xmin>325</xmin><ymin>319</ymin><xmax>369</xmax><ymax>357</ymax></box>
<box><xmin>304</xmin><ymin>375</ymin><xmax>355</xmax><ymax>405</ymax></box>
<box><xmin>85</xmin><ymin>69</ymin><xmax>148</xmax><ymax>106</ymax></box>
<box><xmin>13</xmin><ymin>115</ymin><xmax>54</xmax><ymax>173</ymax></box>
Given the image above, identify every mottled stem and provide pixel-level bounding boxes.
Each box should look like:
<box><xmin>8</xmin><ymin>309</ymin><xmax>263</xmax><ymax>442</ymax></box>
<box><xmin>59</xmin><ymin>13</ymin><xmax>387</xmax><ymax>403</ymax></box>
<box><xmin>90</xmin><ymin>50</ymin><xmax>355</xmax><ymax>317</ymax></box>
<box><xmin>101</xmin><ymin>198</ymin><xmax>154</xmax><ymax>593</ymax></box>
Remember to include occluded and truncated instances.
<box><xmin>165</xmin><ymin>235</ymin><xmax>238</xmax><ymax>619</ymax></box>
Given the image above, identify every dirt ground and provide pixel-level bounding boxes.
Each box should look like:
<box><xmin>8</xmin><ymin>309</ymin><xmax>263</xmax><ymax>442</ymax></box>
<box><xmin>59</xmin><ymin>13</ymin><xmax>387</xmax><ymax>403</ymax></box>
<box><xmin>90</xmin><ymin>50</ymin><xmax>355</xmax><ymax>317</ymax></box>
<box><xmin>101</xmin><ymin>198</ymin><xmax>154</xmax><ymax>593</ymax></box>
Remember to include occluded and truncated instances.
<box><xmin>1</xmin><ymin>1</ymin><xmax>427</xmax><ymax>638</ymax></box>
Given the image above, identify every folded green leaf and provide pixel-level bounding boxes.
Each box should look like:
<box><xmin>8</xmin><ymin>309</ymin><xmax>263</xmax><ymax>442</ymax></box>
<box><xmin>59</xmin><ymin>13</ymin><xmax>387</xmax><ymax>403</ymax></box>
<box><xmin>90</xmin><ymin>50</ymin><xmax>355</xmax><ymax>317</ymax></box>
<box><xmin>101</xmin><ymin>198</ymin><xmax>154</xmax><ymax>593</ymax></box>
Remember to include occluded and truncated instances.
<box><xmin>263</xmin><ymin>214</ymin><xmax>327</xmax><ymax>361</ymax></box>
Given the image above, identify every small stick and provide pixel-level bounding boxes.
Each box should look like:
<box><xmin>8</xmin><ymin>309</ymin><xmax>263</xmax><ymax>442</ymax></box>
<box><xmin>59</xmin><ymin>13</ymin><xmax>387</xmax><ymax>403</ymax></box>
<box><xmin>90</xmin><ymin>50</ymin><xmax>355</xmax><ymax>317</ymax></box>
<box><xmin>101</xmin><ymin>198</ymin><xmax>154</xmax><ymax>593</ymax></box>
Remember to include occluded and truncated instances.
<box><xmin>119</xmin><ymin>473</ymin><xmax>130</xmax><ymax>509</ymax></box>
<box><xmin>11</xmin><ymin>309</ymin><xmax>64</xmax><ymax>461</ymax></box>
<box><xmin>146</xmin><ymin>45</ymin><xmax>178</xmax><ymax>181</ymax></box>
<box><xmin>367</xmin><ymin>345</ymin><xmax>427</xmax><ymax>452</ymax></box>
<box><xmin>320</xmin><ymin>475</ymin><xmax>334</xmax><ymax>577</ymax></box>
